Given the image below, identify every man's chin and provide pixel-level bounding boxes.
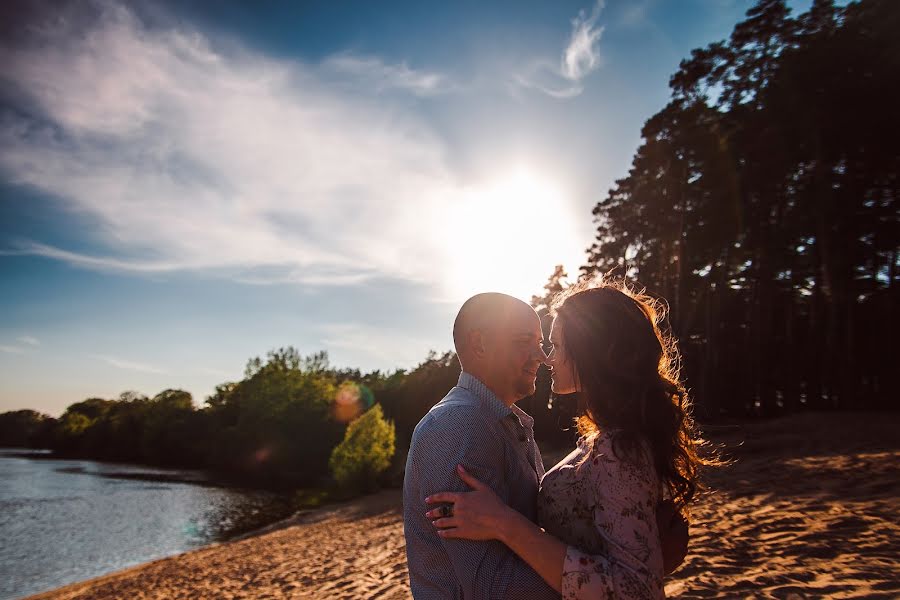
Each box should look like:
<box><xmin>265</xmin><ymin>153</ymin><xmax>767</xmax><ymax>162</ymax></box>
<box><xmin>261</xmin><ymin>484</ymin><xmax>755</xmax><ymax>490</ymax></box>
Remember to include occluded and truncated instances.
<box><xmin>515</xmin><ymin>382</ymin><xmax>537</xmax><ymax>400</ymax></box>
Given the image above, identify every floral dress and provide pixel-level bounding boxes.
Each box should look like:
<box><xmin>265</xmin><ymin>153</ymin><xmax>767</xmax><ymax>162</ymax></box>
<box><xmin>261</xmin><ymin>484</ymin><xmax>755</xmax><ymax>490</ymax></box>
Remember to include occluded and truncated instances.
<box><xmin>537</xmin><ymin>431</ymin><xmax>665</xmax><ymax>599</ymax></box>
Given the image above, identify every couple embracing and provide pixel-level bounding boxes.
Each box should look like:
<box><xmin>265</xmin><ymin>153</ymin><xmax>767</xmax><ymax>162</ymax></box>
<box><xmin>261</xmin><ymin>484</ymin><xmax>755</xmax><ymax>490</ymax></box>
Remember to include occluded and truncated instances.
<box><xmin>403</xmin><ymin>282</ymin><xmax>704</xmax><ymax>599</ymax></box>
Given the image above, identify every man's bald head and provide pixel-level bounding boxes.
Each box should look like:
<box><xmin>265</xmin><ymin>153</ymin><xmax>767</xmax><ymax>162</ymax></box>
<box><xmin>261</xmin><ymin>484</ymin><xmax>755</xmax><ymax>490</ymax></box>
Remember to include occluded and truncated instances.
<box><xmin>453</xmin><ymin>293</ymin><xmax>537</xmax><ymax>367</ymax></box>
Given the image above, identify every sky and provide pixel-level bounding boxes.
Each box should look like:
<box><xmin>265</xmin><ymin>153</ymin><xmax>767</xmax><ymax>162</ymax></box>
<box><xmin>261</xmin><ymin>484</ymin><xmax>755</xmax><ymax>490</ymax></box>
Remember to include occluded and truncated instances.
<box><xmin>0</xmin><ymin>0</ymin><xmax>815</xmax><ymax>415</ymax></box>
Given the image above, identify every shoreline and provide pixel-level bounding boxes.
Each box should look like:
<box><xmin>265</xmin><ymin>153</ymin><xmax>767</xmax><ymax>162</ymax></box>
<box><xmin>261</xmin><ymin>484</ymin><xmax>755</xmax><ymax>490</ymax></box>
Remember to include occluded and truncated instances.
<box><xmin>0</xmin><ymin>449</ymin><xmax>296</xmax><ymax>492</ymax></box>
<box><xmin>21</xmin><ymin>411</ymin><xmax>900</xmax><ymax>599</ymax></box>
<box><xmin>22</xmin><ymin>489</ymin><xmax>408</xmax><ymax>600</ymax></box>
<box><xmin>24</xmin><ymin>489</ymin><xmax>408</xmax><ymax>600</ymax></box>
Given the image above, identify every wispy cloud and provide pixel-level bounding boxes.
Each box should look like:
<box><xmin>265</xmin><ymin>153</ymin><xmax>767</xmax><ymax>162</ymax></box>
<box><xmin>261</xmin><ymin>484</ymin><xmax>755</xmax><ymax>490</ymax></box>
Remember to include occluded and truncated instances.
<box><xmin>514</xmin><ymin>0</ymin><xmax>606</xmax><ymax>98</ymax></box>
<box><xmin>563</xmin><ymin>1</ymin><xmax>606</xmax><ymax>80</ymax></box>
<box><xmin>91</xmin><ymin>354</ymin><xmax>168</xmax><ymax>374</ymax></box>
<box><xmin>322</xmin><ymin>54</ymin><xmax>453</xmax><ymax>96</ymax></box>
<box><xmin>0</xmin><ymin>336</ymin><xmax>39</xmax><ymax>354</ymax></box>
<box><xmin>321</xmin><ymin>322</ymin><xmax>439</xmax><ymax>368</ymax></box>
<box><xmin>1</xmin><ymin>242</ymin><xmax>181</xmax><ymax>273</ymax></box>
<box><xmin>0</xmin><ymin>1</ymin><xmax>461</xmax><ymax>288</ymax></box>
<box><xmin>0</xmin><ymin>345</ymin><xmax>26</xmax><ymax>354</ymax></box>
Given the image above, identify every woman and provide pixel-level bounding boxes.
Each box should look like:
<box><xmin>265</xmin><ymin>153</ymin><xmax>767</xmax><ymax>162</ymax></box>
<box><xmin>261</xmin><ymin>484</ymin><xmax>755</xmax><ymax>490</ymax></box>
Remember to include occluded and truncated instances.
<box><xmin>425</xmin><ymin>281</ymin><xmax>706</xmax><ymax>599</ymax></box>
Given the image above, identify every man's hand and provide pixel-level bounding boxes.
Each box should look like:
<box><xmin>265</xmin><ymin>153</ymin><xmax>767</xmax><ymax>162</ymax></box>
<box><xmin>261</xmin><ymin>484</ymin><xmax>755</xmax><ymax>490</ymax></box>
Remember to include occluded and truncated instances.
<box><xmin>656</xmin><ymin>500</ymin><xmax>689</xmax><ymax>575</ymax></box>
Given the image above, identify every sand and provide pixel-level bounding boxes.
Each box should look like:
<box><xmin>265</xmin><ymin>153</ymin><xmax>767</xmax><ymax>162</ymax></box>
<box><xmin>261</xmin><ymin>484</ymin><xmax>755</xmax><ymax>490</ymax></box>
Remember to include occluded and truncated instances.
<box><xmin>25</xmin><ymin>411</ymin><xmax>900</xmax><ymax>599</ymax></box>
<box><xmin>668</xmin><ymin>412</ymin><xmax>900</xmax><ymax>599</ymax></box>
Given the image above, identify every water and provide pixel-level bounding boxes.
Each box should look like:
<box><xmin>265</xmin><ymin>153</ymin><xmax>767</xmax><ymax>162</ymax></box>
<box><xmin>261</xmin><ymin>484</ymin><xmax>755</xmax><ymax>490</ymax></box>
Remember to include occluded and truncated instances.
<box><xmin>0</xmin><ymin>450</ymin><xmax>295</xmax><ymax>600</ymax></box>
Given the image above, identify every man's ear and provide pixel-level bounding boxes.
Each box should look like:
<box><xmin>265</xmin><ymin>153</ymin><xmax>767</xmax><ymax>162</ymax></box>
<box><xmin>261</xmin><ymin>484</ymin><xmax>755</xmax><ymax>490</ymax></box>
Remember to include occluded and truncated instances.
<box><xmin>468</xmin><ymin>330</ymin><xmax>487</xmax><ymax>358</ymax></box>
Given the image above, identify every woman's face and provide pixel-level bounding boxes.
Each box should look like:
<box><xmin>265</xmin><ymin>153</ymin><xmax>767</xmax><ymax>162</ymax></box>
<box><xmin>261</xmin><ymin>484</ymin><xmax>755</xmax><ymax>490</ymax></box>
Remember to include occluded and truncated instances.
<box><xmin>547</xmin><ymin>316</ymin><xmax>579</xmax><ymax>395</ymax></box>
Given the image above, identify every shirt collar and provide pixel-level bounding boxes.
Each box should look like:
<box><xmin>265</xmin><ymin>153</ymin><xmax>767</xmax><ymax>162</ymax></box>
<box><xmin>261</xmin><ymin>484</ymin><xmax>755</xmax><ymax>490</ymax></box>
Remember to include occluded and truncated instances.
<box><xmin>457</xmin><ymin>371</ymin><xmax>513</xmax><ymax>421</ymax></box>
<box><xmin>510</xmin><ymin>404</ymin><xmax>534</xmax><ymax>429</ymax></box>
<box><xmin>457</xmin><ymin>372</ymin><xmax>535</xmax><ymax>431</ymax></box>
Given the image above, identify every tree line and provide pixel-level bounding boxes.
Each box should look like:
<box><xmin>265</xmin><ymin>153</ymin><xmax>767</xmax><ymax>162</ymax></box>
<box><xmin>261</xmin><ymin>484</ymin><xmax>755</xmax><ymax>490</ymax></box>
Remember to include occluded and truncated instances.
<box><xmin>581</xmin><ymin>0</ymin><xmax>897</xmax><ymax>417</ymax></box>
<box><xmin>1</xmin><ymin>0</ymin><xmax>896</xmax><ymax>486</ymax></box>
<box><xmin>0</xmin><ymin>349</ymin><xmax>406</xmax><ymax>491</ymax></box>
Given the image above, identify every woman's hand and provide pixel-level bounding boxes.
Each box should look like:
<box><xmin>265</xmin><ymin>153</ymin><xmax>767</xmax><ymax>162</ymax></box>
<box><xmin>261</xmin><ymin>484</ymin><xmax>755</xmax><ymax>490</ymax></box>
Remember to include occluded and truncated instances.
<box><xmin>424</xmin><ymin>464</ymin><xmax>513</xmax><ymax>542</ymax></box>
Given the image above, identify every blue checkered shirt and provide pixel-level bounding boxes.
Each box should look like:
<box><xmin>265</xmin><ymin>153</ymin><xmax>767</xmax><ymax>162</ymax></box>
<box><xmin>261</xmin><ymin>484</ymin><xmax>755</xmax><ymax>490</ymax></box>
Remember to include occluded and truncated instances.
<box><xmin>403</xmin><ymin>372</ymin><xmax>560</xmax><ymax>599</ymax></box>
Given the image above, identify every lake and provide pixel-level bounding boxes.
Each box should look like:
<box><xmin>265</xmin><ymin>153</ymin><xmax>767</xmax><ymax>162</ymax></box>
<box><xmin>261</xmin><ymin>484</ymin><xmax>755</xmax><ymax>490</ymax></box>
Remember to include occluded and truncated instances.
<box><xmin>0</xmin><ymin>450</ymin><xmax>295</xmax><ymax>600</ymax></box>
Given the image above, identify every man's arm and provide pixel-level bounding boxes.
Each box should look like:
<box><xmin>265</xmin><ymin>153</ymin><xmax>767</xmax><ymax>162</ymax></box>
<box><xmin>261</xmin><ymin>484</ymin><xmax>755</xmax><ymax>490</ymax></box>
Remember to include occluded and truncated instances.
<box><xmin>412</xmin><ymin>410</ymin><xmax>558</xmax><ymax>599</ymax></box>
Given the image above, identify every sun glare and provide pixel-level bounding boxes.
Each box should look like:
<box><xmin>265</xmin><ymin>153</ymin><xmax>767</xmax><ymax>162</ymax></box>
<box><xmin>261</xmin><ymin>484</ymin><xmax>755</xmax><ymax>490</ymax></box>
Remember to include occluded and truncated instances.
<box><xmin>444</xmin><ymin>167</ymin><xmax>584</xmax><ymax>302</ymax></box>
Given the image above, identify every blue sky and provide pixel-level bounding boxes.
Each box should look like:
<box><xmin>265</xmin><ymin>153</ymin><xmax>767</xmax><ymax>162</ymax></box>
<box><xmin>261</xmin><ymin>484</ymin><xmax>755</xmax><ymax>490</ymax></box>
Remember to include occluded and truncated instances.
<box><xmin>1</xmin><ymin>0</ymin><xmax>813</xmax><ymax>415</ymax></box>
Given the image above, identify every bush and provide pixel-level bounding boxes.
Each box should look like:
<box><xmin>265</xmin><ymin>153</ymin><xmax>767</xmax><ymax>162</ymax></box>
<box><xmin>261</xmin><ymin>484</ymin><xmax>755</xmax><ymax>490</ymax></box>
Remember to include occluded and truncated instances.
<box><xmin>329</xmin><ymin>404</ymin><xmax>396</xmax><ymax>492</ymax></box>
<box><xmin>0</xmin><ymin>410</ymin><xmax>54</xmax><ymax>448</ymax></box>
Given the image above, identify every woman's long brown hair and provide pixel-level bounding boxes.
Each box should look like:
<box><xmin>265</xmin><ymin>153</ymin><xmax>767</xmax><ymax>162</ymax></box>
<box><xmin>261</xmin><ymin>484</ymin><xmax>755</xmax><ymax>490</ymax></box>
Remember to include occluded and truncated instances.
<box><xmin>552</xmin><ymin>278</ymin><xmax>709</xmax><ymax>511</ymax></box>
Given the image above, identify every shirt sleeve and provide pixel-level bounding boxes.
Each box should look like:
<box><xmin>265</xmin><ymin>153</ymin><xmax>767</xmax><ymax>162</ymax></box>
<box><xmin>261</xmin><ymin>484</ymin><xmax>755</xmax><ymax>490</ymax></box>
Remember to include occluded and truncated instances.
<box><xmin>412</xmin><ymin>409</ymin><xmax>559</xmax><ymax>600</ymax></box>
<box><xmin>560</xmin><ymin>439</ymin><xmax>664</xmax><ymax>600</ymax></box>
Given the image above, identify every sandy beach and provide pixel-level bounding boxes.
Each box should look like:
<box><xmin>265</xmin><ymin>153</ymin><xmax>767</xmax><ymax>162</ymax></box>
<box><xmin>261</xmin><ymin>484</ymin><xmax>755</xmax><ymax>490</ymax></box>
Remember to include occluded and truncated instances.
<box><xmin>26</xmin><ymin>411</ymin><xmax>899</xmax><ymax>600</ymax></box>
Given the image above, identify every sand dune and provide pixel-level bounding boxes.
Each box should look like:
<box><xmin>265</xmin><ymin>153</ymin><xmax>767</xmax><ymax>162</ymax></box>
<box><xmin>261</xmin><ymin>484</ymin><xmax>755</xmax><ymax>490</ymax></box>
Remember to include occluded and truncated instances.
<box><xmin>26</xmin><ymin>412</ymin><xmax>899</xmax><ymax>599</ymax></box>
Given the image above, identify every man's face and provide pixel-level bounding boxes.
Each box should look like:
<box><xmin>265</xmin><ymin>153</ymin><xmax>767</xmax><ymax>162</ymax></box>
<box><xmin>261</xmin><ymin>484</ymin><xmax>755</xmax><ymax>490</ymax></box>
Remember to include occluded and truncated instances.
<box><xmin>483</xmin><ymin>309</ymin><xmax>546</xmax><ymax>403</ymax></box>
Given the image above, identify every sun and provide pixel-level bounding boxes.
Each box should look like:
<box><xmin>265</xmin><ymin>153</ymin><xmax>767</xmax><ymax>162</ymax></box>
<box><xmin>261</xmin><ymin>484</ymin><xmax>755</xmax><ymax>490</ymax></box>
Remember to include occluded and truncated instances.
<box><xmin>442</xmin><ymin>167</ymin><xmax>584</xmax><ymax>302</ymax></box>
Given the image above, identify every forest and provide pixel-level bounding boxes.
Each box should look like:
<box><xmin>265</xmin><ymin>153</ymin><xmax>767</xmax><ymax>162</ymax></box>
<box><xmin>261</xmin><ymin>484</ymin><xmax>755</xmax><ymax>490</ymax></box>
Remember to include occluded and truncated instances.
<box><xmin>1</xmin><ymin>0</ymin><xmax>896</xmax><ymax>491</ymax></box>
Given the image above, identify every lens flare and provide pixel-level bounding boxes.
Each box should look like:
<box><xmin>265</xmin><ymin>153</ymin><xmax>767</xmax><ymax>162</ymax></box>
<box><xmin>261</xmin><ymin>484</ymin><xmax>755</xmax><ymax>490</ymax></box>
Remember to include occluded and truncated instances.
<box><xmin>333</xmin><ymin>382</ymin><xmax>375</xmax><ymax>423</ymax></box>
<box><xmin>253</xmin><ymin>445</ymin><xmax>272</xmax><ymax>464</ymax></box>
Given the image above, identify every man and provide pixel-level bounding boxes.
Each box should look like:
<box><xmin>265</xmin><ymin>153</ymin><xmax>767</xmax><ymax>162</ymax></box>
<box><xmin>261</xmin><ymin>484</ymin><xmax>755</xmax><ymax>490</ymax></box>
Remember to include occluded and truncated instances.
<box><xmin>403</xmin><ymin>293</ymin><xmax>687</xmax><ymax>598</ymax></box>
<box><xmin>404</xmin><ymin>292</ymin><xmax>556</xmax><ymax>599</ymax></box>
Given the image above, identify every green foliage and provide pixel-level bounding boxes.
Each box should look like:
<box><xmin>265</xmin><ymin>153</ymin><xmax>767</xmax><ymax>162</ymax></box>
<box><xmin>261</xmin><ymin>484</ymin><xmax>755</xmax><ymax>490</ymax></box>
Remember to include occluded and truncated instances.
<box><xmin>367</xmin><ymin>350</ymin><xmax>462</xmax><ymax>484</ymax></box>
<box><xmin>583</xmin><ymin>0</ymin><xmax>898</xmax><ymax>415</ymax></box>
<box><xmin>3</xmin><ymin>346</ymin><xmax>459</xmax><ymax>490</ymax></box>
<box><xmin>140</xmin><ymin>389</ymin><xmax>198</xmax><ymax>466</ymax></box>
<box><xmin>203</xmin><ymin>348</ymin><xmax>344</xmax><ymax>488</ymax></box>
<box><xmin>0</xmin><ymin>410</ymin><xmax>55</xmax><ymax>448</ymax></box>
<box><xmin>8</xmin><ymin>349</ymin><xmax>356</xmax><ymax>487</ymax></box>
<box><xmin>329</xmin><ymin>404</ymin><xmax>396</xmax><ymax>492</ymax></box>
<box><xmin>65</xmin><ymin>398</ymin><xmax>115</xmax><ymax>421</ymax></box>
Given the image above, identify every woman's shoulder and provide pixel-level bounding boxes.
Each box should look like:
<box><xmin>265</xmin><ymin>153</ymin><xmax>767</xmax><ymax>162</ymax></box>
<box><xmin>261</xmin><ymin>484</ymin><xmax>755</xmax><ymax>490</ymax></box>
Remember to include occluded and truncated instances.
<box><xmin>581</xmin><ymin>431</ymin><xmax>655</xmax><ymax>477</ymax></box>
<box><xmin>578</xmin><ymin>432</ymin><xmax>659</xmax><ymax>511</ymax></box>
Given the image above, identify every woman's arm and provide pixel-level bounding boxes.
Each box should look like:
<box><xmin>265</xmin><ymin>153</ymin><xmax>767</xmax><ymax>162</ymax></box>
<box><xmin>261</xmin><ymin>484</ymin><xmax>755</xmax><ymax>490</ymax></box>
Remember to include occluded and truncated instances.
<box><xmin>427</xmin><ymin>457</ymin><xmax>664</xmax><ymax>599</ymax></box>
<box><xmin>427</xmin><ymin>464</ymin><xmax>567</xmax><ymax>593</ymax></box>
